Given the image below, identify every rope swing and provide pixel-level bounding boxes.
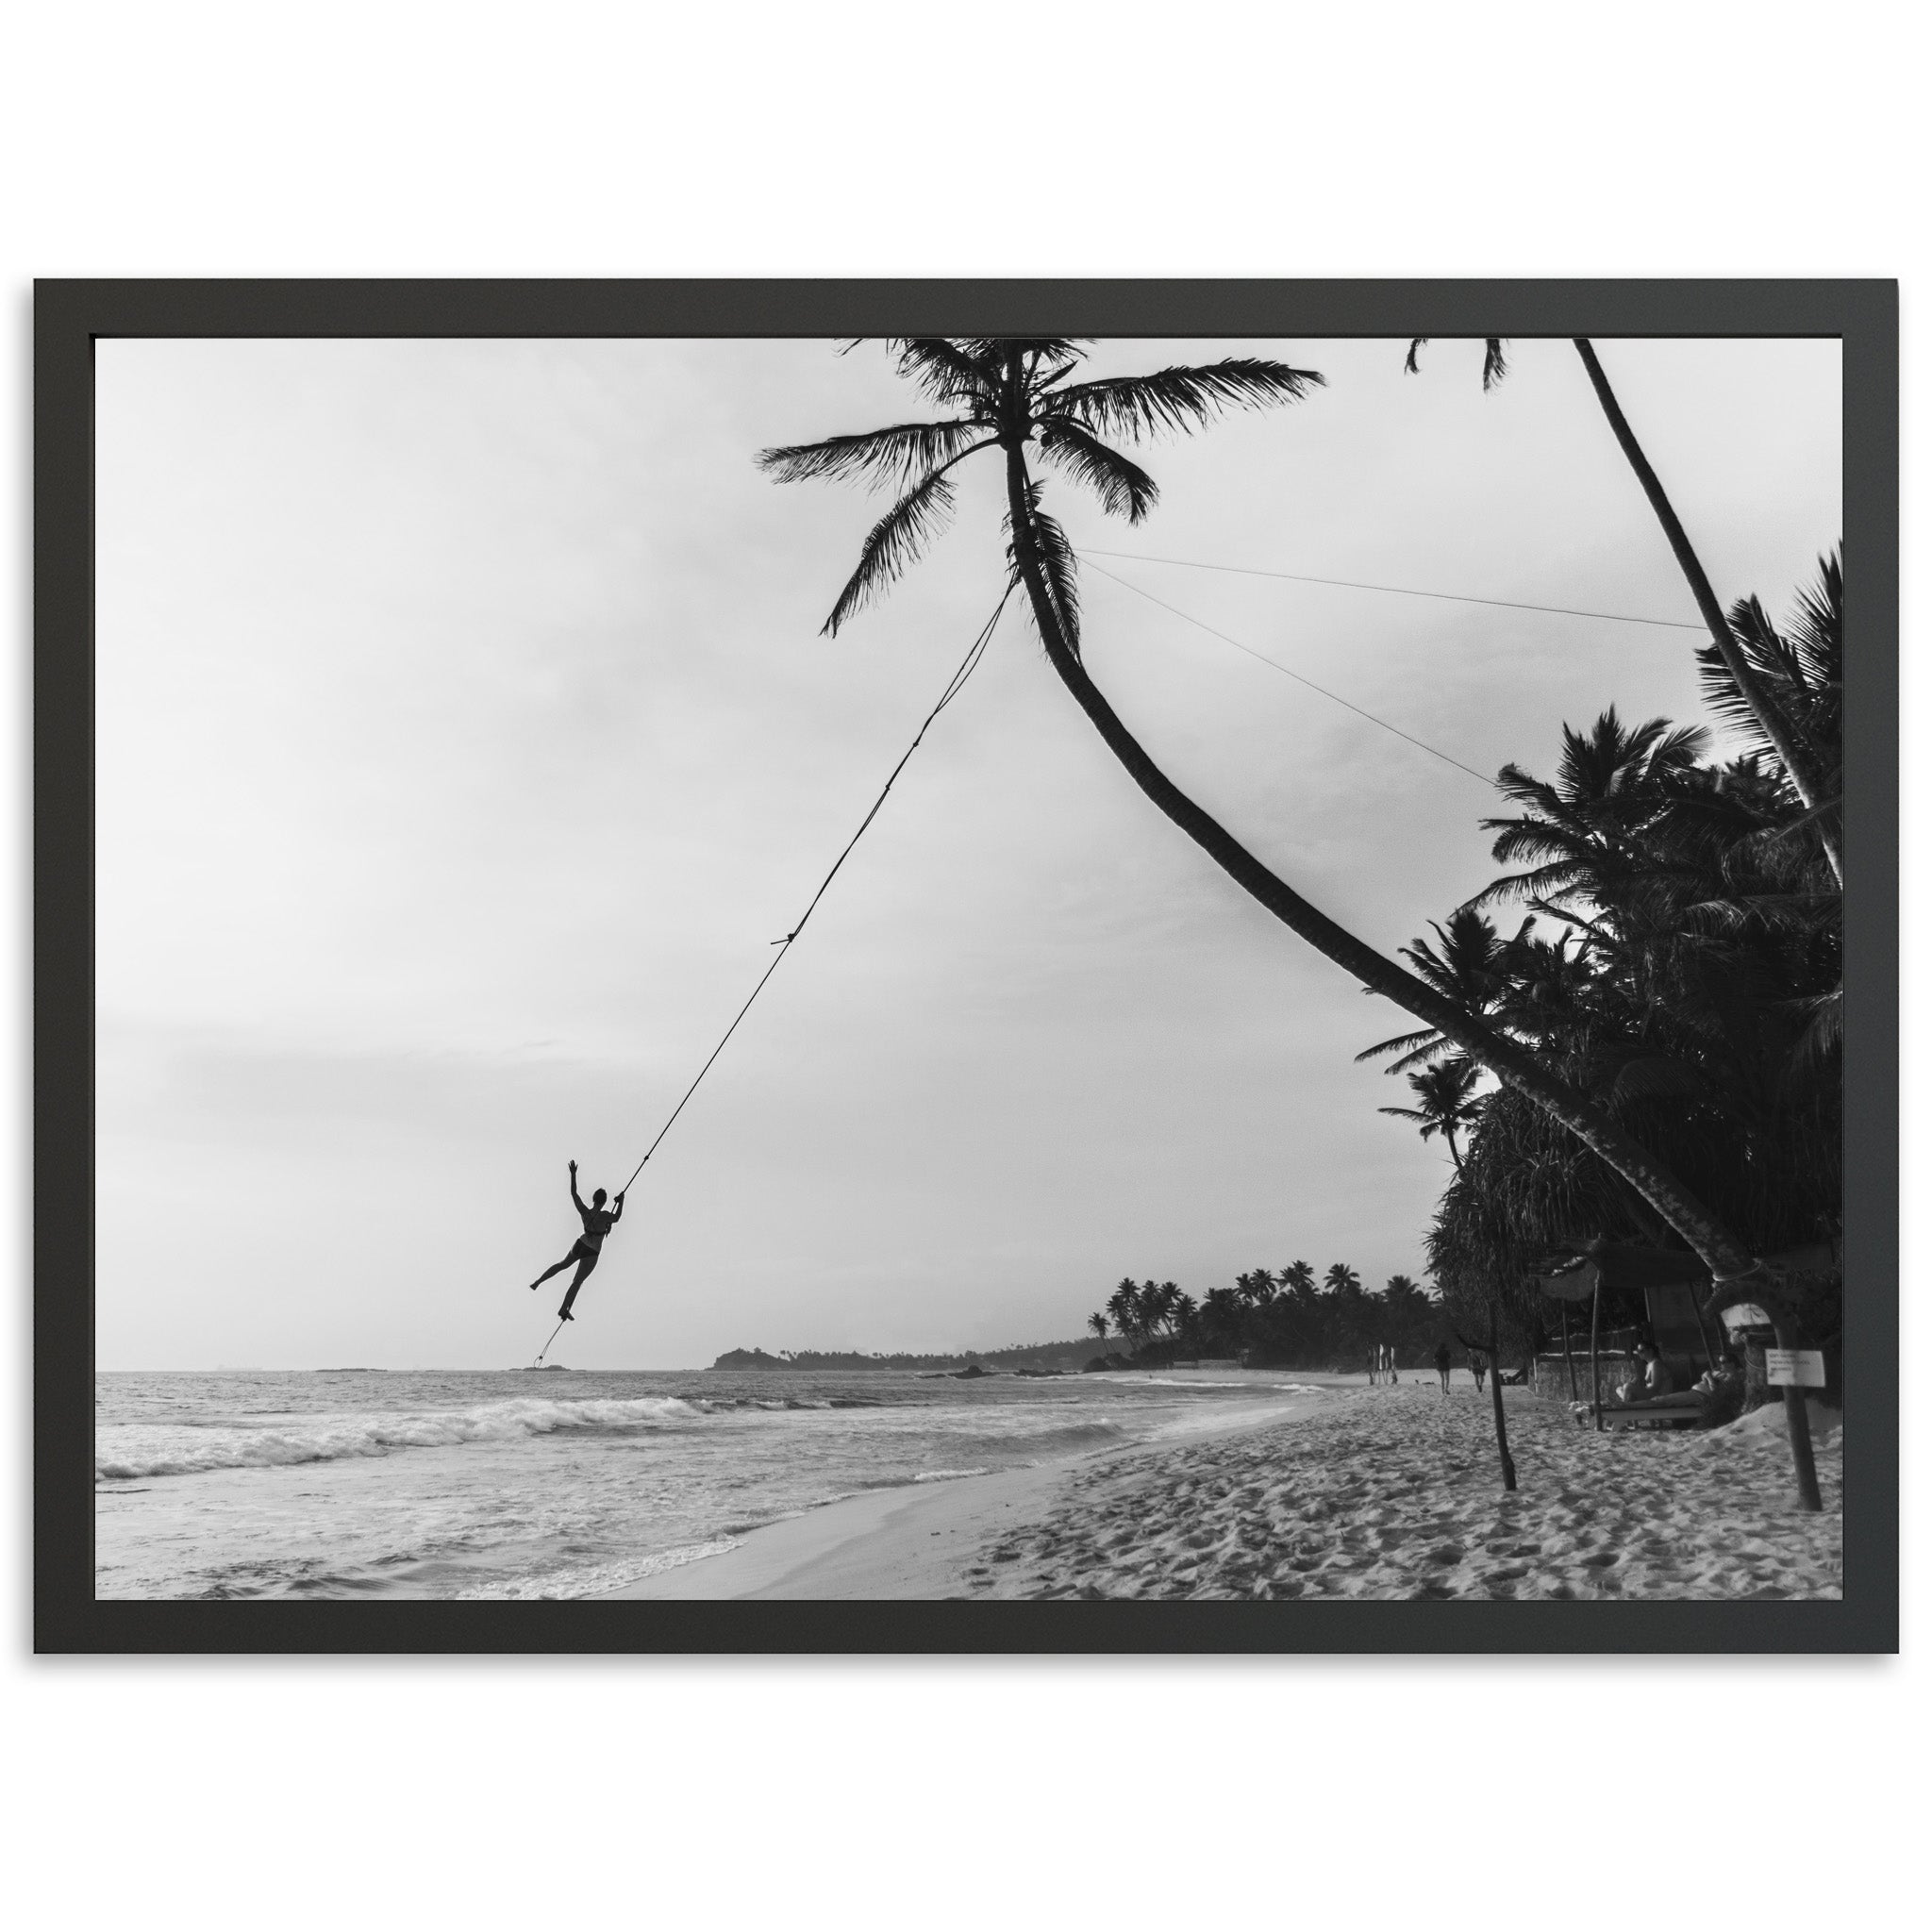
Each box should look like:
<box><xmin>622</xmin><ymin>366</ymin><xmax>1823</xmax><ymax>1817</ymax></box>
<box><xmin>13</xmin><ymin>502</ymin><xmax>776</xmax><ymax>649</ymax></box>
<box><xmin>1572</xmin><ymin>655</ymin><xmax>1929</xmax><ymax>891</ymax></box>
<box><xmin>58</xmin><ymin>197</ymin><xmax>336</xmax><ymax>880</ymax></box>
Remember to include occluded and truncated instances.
<box><xmin>529</xmin><ymin>586</ymin><xmax>1014</xmax><ymax>1364</ymax></box>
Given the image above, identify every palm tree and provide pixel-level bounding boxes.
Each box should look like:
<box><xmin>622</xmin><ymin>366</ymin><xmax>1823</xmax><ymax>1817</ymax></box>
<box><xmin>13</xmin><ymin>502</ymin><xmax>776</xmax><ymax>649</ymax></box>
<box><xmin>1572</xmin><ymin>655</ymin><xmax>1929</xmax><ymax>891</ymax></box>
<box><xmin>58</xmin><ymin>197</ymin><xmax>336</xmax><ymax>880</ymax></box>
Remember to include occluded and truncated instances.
<box><xmin>1088</xmin><ymin>1311</ymin><xmax>1109</xmax><ymax>1355</ymax></box>
<box><xmin>1278</xmin><ymin>1259</ymin><xmax>1318</xmax><ymax>1302</ymax></box>
<box><xmin>1379</xmin><ymin>1058</ymin><xmax>1484</xmax><ymax>1172</ymax></box>
<box><xmin>1356</xmin><ymin>907</ymin><xmax>1534</xmax><ymax>1074</ymax></box>
<box><xmin>1235</xmin><ymin>1267</ymin><xmax>1277</xmax><ymax>1309</ymax></box>
<box><xmin>1201</xmin><ymin>1285</ymin><xmax>1245</xmax><ymax>1355</ymax></box>
<box><xmin>759</xmin><ymin>338</ymin><xmax>1778</xmax><ymax>1298</ymax></box>
<box><xmin>1324</xmin><ymin>1262</ymin><xmax>1363</xmax><ymax>1298</ymax></box>
<box><xmin>1154</xmin><ymin>1280</ymin><xmax>1185</xmax><ymax>1341</ymax></box>
<box><xmin>1406</xmin><ymin>337</ymin><xmax>1840</xmax><ymax>883</ymax></box>
<box><xmin>1383</xmin><ymin>1273</ymin><xmax>1426</xmax><ymax>1310</ymax></box>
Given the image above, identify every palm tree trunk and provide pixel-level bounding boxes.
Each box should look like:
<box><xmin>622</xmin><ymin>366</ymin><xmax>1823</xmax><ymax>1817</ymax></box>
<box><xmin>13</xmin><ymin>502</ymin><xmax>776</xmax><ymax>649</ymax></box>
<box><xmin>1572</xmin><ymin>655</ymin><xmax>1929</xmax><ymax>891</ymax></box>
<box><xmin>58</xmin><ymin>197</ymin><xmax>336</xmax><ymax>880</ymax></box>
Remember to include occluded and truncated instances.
<box><xmin>1001</xmin><ymin>447</ymin><xmax>1761</xmax><ymax>1283</ymax></box>
<box><xmin>1589</xmin><ymin>1276</ymin><xmax>1603</xmax><ymax>1431</ymax></box>
<box><xmin>1571</xmin><ymin>339</ymin><xmax>1842</xmax><ymax>885</ymax></box>
<box><xmin>1487</xmin><ymin>1309</ymin><xmax>1517</xmax><ymax>1491</ymax></box>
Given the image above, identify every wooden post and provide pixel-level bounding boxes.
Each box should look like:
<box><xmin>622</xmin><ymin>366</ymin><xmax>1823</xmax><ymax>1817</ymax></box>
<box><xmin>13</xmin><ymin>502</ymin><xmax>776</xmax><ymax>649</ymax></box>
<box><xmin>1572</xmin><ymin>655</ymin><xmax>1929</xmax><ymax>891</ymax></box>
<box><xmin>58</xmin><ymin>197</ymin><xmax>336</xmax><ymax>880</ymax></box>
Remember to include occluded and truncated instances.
<box><xmin>1589</xmin><ymin>1275</ymin><xmax>1603</xmax><ymax>1431</ymax></box>
<box><xmin>1690</xmin><ymin>1281</ymin><xmax>1719</xmax><ymax>1374</ymax></box>
<box><xmin>1561</xmin><ymin>1301</ymin><xmax>1577</xmax><ymax>1403</ymax></box>
<box><xmin>1769</xmin><ymin>1311</ymin><xmax>1824</xmax><ymax>1514</ymax></box>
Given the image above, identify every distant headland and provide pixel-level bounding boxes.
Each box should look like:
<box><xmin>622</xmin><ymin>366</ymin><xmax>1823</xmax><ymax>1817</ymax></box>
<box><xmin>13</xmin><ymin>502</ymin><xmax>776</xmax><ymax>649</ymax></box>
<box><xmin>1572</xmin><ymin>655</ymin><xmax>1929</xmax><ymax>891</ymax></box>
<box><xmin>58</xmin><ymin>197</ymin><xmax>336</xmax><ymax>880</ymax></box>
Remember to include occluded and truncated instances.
<box><xmin>711</xmin><ymin>1340</ymin><xmax>1096</xmax><ymax>1373</ymax></box>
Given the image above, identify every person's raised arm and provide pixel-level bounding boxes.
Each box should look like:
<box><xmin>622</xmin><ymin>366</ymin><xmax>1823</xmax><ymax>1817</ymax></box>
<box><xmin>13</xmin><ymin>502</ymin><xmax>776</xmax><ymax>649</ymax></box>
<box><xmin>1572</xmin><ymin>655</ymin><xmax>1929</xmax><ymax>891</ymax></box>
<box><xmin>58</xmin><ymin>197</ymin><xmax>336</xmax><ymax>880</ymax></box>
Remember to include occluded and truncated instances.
<box><xmin>611</xmin><ymin>1191</ymin><xmax>625</xmax><ymax>1224</ymax></box>
<box><xmin>569</xmin><ymin>1158</ymin><xmax>586</xmax><ymax>1213</ymax></box>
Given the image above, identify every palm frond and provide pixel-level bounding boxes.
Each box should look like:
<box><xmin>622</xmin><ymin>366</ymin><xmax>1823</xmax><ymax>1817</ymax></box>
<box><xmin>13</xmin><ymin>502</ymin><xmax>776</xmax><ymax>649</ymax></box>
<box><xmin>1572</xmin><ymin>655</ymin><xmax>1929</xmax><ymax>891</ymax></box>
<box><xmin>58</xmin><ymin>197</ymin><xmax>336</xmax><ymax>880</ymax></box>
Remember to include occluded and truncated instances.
<box><xmin>1786</xmin><ymin>985</ymin><xmax>1841</xmax><ymax>1084</ymax></box>
<box><xmin>758</xmin><ymin>420</ymin><xmax>989</xmax><ymax>492</ymax></box>
<box><xmin>1026</xmin><ymin>491</ymin><xmax>1081</xmax><ymax>655</ymax></box>
<box><xmin>888</xmin><ymin>339</ymin><xmax>995</xmax><ymax>409</ymax></box>
<box><xmin>1047</xmin><ymin>359</ymin><xmax>1323</xmax><ymax>443</ymax></box>
<box><xmin>1037</xmin><ymin>420</ymin><xmax>1158</xmax><ymax>522</ymax></box>
<box><xmin>1355</xmin><ymin>1026</ymin><xmax>1442</xmax><ymax>1065</ymax></box>
<box><xmin>822</xmin><ymin>467</ymin><xmax>960</xmax><ymax>635</ymax></box>
<box><xmin>1404</xmin><ymin>338</ymin><xmax>1509</xmax><ymax>389</ymax></box>
<box><xmin>1384</xmin><ymin>1036</ymin><xmax>1464</xmax><ymax>1075</ymax></box>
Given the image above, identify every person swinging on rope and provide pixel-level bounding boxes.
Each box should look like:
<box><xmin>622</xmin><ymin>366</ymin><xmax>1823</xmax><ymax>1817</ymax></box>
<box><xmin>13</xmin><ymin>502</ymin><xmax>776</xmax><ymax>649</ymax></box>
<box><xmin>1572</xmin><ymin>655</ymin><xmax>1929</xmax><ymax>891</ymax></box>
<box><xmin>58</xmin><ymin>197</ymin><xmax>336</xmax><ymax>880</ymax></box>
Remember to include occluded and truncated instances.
<box><xmin>530</xmin><ymin>1160</ymin><xmax>625</xmax><ymax>1321</ymax></box>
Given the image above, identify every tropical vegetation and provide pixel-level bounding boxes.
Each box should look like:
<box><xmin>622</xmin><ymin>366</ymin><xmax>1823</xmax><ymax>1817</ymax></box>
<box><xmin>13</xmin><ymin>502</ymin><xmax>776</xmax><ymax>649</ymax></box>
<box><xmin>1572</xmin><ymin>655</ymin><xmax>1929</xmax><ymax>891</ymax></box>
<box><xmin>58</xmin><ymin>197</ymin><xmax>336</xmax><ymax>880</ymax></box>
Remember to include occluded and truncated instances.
<box><xmin>1370</xmin><ymin>557</ymin><xmax>1843</xmax><ymax>1373</ymax></box>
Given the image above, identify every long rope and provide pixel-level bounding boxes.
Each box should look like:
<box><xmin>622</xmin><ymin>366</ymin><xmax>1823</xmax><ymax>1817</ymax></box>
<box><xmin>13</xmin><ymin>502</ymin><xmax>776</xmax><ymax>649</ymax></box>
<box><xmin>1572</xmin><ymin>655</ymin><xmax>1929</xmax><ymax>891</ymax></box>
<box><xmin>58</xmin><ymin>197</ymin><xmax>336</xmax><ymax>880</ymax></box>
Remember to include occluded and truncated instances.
<box><xmin>616</xmin><ymin>583</ymin><xmax>1011</xmax><ymax>1197</ymax></box>
<box><xmin>531</xmin><ymin>587</ymin><xmax>1014</xmax><ymax>1365</ymax></box>
<box><xmin>1086</xmin><ymin>558</ymin><xmax>1497</xmax><ymax>788</ymax></box>
<box><xmin>1083</xmin><ymin>547</ymin><xmax>1705</xmax><ymax>631</ymax></box>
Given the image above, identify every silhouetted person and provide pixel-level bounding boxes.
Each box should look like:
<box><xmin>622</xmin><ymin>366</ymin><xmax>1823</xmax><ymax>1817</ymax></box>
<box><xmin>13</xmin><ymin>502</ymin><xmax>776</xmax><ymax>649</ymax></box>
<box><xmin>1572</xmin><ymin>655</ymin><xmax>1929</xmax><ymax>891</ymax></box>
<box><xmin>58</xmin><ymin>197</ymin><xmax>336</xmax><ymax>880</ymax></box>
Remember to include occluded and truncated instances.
<box><xmin>1434</xmin><ymin>1341</ymin><xmax>1452</xmax><ymax>1392</ymax></box>
<box><xmin>1469</xmin><ymin>1349</ymin><xmax>1487</xmax><ymax>1394</ymax></box>
<box><xmin>530</xmin><ymin>1159</ymin><xmax>625</xmax><ymax>1321</ymax></box>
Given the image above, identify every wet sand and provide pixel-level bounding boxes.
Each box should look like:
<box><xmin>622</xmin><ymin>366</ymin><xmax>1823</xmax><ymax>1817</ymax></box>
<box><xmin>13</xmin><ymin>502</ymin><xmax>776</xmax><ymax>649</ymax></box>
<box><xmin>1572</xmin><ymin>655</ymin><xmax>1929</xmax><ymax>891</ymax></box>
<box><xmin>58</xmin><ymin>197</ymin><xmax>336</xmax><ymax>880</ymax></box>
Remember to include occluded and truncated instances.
<box><xmin>600</xmin><ymin>1376</ymin><xmax>1842</xmax><ymax>1602</ymax></box>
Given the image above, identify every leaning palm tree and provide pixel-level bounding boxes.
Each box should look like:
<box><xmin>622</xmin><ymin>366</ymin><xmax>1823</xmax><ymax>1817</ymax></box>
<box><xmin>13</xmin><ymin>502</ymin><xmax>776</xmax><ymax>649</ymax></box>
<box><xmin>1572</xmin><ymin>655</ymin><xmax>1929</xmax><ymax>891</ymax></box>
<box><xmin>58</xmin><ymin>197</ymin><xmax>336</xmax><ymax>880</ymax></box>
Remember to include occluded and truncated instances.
<box><xmin>758</xmin><ymin>338</ymin><xmax>1780</xmax><ymax>1302</ymax></box>
<box><xmin>1406</xmin><ymin>337</ymin><xmax>1840</xmax><ymax>883</ymax></box>
<box><xmin>1088</xmin><ymin>1311</ymin><xmax>1109</xmax><ymax>1355</ymax></box>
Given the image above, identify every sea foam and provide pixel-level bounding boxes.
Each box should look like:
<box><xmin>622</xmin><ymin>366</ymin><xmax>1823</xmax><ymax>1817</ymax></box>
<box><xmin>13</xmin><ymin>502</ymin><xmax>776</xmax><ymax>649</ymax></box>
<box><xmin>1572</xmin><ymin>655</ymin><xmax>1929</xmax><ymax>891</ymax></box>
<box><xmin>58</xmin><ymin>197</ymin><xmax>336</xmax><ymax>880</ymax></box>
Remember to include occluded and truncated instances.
<box><xmin>95</xmin><ymin>1394</ymin><xmax>703</xmax><ymax>1482</ymax></box>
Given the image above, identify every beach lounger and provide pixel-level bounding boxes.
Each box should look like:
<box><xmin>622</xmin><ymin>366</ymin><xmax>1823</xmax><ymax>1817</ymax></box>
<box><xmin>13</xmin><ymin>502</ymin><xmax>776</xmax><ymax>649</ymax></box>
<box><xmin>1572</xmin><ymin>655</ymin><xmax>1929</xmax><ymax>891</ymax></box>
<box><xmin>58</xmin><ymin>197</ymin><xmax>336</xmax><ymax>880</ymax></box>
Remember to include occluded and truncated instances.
<box><xmin>1602</xmin><ymin>1392</ymin><xmax>1707</xmax><ymax>1431</ymax></box>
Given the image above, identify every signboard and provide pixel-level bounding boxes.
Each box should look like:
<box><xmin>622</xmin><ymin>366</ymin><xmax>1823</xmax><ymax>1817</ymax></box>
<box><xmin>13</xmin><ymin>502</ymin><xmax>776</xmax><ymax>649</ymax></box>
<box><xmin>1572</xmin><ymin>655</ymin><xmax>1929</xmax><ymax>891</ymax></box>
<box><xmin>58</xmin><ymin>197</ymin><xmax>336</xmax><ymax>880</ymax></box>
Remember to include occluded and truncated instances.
<box><xmin>1766</xmin><ymin>1348</ymin><xmax>1826</xmax><ymax>1389</ymax></box>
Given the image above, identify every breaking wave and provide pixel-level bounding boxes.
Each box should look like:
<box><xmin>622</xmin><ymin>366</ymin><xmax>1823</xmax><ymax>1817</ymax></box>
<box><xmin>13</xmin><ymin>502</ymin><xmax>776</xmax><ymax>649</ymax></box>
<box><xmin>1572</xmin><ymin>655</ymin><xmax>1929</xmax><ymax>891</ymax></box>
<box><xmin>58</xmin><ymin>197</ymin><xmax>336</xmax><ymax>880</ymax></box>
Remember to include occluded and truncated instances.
<box><xmin>95</xmin><ymin>1395</ymin><xmax>704</xmax><ymax>1482</ymax></box>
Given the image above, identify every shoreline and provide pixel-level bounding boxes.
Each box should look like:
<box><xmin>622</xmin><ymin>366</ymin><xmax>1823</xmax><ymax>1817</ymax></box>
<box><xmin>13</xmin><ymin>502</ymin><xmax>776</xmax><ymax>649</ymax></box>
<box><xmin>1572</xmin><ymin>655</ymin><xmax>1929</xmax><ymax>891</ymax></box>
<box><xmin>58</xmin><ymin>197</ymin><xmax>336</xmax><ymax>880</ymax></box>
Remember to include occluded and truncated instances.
<box><xmin>597</xmin><ymin>1376</ymin><xmax>1843</xmax><ymax>1602</ymax></box>
<box><xmin>596</xmin><ymin>1372</ymin><xmax>1329</xmax><ymax>1601</ymax></box>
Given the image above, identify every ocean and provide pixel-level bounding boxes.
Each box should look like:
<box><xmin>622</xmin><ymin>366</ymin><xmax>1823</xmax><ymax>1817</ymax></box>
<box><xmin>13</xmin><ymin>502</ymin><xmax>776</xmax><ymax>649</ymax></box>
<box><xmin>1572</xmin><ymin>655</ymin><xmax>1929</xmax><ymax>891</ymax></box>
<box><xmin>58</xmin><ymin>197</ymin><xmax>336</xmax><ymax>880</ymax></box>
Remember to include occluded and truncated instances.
<box><xmin>94</xmin><ymin>1367</ymin><xmax>1331</xmax><ymax>1600</ymax></box>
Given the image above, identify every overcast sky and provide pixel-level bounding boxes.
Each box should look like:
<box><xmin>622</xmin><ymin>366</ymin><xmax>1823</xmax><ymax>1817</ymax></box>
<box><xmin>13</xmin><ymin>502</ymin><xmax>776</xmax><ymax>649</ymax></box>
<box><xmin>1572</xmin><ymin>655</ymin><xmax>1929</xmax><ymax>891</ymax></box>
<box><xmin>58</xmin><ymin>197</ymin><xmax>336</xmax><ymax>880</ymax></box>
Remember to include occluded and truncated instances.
<box><xmin>94</xmin><ymin>335</ymin><xmax>1840</xmax><ymax>1369</ymax></box>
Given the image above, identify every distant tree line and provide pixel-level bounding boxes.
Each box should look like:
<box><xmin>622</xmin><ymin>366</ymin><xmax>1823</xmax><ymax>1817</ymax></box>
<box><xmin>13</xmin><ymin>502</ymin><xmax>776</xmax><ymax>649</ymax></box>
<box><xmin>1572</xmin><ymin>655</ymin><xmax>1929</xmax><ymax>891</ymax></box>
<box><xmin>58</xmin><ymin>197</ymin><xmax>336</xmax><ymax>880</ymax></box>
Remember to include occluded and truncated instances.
<box><xmin>1092</xmin><ymin>1265</ymin><xmax>1441</xmax><ymax>1371</ymax></box>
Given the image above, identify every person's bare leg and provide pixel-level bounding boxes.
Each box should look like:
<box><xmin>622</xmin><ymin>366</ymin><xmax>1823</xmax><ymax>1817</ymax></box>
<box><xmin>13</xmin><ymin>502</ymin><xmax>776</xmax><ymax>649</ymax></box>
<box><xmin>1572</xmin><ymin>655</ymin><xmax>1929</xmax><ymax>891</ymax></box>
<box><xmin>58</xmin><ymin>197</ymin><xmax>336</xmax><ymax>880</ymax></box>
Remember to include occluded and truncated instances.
<box><xmin>558</xmin><ymin>1251</ymin><xmax>599</xmax><ymax>1321</ymax></box>
<box><xmin>531</xmin><ymin>1253</ymin><xmax>576</xmax><ymax>1291</ymax></box>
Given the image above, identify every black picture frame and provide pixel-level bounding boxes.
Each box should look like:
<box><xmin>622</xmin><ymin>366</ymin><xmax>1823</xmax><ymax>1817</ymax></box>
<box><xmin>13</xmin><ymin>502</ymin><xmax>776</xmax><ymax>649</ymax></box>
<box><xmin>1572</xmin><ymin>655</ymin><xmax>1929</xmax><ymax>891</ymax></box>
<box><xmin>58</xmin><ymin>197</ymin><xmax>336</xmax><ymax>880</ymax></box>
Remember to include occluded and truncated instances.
<box><xmin>37</xmin><ymin>278</ymin><xmax>1898</xmax><ymax>1655</ymax></box>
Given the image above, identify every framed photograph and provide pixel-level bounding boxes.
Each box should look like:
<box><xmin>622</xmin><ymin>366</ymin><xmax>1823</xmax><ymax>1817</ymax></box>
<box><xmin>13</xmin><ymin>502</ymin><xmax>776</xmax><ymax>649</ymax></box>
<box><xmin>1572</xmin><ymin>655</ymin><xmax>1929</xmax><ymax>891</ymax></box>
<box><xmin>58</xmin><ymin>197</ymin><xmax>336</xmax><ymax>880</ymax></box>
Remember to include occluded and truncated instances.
<box><xmin>37</xmin><ymin>280</ymin><xmax>1896</xmax><ymax>1653</ymax></box>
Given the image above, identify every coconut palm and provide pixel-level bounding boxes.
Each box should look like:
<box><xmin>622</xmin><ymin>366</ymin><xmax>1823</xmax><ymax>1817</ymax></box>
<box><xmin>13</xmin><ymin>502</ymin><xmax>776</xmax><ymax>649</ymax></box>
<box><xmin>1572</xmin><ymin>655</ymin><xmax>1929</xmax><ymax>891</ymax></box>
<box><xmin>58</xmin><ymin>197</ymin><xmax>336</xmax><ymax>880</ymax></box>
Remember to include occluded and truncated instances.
<box><xmin>1153</xmin><ymin>1280</ymin><xmax>1185</xmax><ymax>1341</ymax></box>
<box><xmin>1201</xmin><ymin>1285</ymin><xmax>1245</xmax><ymax>1354</ymax></box>
<box><xmin>1235</xmin><ymin>1266</ymin><xmax>1277</xmax><ymax>1309</ymax></box>
<box><xmin>1406</xmin><ymin>337</ymin><xmax>1840</xmax><ymax>882</ymax></box>
<box><xmin>1088</xmin><ymin>1311</ymin><xmax>1109</xmax><ymax>1354</ymax></box>
<box><xmin>760</xmin><ymin>338</ymin><xmax>1778</xmax><ymax>1298</ymax></box>
<box><xmin>1471</xmin><ymin>708</ymin><xmax>1711</xmax><ymax>940</ymax></box>
<box><xmin>1707</xmin><ymin>553</ymin><xmax>1840</xmax><ymax>774</ymax></box>
<box><xmin>1379</xmin><ymin>1057</ymin><xmax>1485</xmax><ymax>1172</ymax></box>
<box><xmin>1278</xmin><ymin>1259</ymin><xmax>1318</xmax><ymax>1303</ymax></box>
<box><xmin>1355</xmin><ymin>906</ymin><xmax>1534</xmax><ymax>1074</ymax></box>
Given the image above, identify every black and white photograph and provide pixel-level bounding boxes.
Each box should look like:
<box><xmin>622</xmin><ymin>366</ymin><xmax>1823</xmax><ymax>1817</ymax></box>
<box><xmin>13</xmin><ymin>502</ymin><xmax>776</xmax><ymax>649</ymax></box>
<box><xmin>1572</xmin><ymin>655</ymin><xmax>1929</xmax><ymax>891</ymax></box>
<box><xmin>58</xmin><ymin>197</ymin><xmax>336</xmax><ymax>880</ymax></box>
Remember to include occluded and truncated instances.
<box><xmin>58</xmin><ymin>300</ymin><xmax>1886</xmax><ymax>1630</ymax></box>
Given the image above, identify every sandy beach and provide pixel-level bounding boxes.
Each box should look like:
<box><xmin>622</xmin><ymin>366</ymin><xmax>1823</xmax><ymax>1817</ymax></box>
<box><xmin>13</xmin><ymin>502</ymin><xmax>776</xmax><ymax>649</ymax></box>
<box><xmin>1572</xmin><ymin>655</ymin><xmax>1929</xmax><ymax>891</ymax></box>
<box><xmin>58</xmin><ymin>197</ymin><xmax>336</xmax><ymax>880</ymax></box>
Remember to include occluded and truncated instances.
<box><xmin>601</xmin><ymin>1376</ymin><xmax>1842</xmax><ymax>1602</ymax></box>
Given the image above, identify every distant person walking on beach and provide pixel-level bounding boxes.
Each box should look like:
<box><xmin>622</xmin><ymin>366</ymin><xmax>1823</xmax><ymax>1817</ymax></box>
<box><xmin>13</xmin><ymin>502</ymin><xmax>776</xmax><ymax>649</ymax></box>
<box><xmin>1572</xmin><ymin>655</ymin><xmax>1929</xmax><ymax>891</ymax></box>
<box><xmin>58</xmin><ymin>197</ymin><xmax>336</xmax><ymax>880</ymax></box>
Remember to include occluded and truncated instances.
<box><xmin>1367</xmin><ymin>1347</ymin><xmax>1379</xmax><ymax>1386</ymax></box>
<box><xmin>1434</xmin><ymin>1342</ymin><xmax>1452</xmax><ymax>1392</ymax></box>
<box><xmin>529</xmin><ymin>1159</ymin><xmax>625</xmax><ymax>1322</ymax></box>
<box><xmin>1469</xmin><ymin>1349</ymin><xmax>1487</xmax><ymax>1394</ymax></box>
